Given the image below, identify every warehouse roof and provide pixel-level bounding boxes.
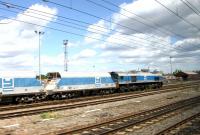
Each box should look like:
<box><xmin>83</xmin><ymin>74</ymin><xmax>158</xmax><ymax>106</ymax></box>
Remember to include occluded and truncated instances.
<box><xmin>183</xmin><ymin>71</ymin><xmax>198</xmax><ymax>75</ymax></box>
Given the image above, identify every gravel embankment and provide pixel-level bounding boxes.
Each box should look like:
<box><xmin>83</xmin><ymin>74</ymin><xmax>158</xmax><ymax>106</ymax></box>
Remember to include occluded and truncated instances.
<box><xmin>128</xmin><ymin>104</ymin><xmax>200</xmax><ymax>135</ymax></box>
<box><xmin>0</xmin><ymin>86</ymin><xmax>199</xmax><ymax>135</ymax></box>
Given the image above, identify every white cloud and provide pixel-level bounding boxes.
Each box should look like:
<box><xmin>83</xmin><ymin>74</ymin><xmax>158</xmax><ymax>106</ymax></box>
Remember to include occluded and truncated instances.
<box><xmin>40</xmin><ymin>50</ymin><xmax>99</xmax><ymax>72</ymax></box>
<box><xmin>0</xmin><ymin>4</ymin><xmax>57</xmax><ymax>71</ymax></box>
<box><xmin>91</xmin><ymin>0</ymin><xmax>200</xmax><ymax>73</ymax></box>
<box><xmin>1</xmin><ymin>0</ymin><xmax>200</xmax><ymax>73</ymax></box>
<box><xmin>41</xmin><ymin>0</ymin><xmax>200</xmax><ymax>73</ymax></box>
<box><xmin>84</xmin><ymin>20</ymin><xmax>110</xmax><ymax>44</ymax></box>
<box><xmin>113</xmin><ymin>0</ymin><xmax>200</xmax><ymax>37</ymax></box>
<box><xmin>72</xmin><ymin>49</ymin><xmax>97</xmax><ymax>60</ymax></box>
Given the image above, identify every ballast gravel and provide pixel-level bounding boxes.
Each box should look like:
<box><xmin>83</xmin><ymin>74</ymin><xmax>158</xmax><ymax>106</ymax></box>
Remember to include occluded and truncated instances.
<box><xmin>0</xmin><ymin>85</ymin><xmax>199</xmax><ymax>135</ymax></box>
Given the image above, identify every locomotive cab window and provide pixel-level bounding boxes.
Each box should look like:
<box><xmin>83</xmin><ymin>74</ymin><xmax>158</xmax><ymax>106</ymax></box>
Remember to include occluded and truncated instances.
<box><xmin>110</xmin><ymin>72</ymin><xmax>119</xmax><ymax>82</ymax></box>
<box><xmin>155</xmin><ymin>76</ymin><xmax>159</xmax><ymax>81</ymax></box>
<box><xmin>131</xmin><ymin>76</ymin><xmax>136</xmax><ymax>82</ymax></box>
<box><xmin>47</xmin><ymin>72</ymin><xmax>61</xmax><ymax>80</ymax></box>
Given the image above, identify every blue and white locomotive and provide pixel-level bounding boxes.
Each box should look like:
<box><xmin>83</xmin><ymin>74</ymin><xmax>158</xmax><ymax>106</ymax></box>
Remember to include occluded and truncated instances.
<box><xmin>44</xmin><ymin>72</ymin><xmax>116</xmax><ymax>99</ymax></box>
<box><xmin>110</xmin><ymin>71</ymin><xmax>163</xmax><ymax>91</ymax></box>
<box><xmin>0</xmin><ymin>70</ymin><xmax>163</xmax><ymax>103</ymax></box>
<box><xmin>0</xmin><ymin>71</ymin><xmax>44</xmax><ymax>103</ymax></box>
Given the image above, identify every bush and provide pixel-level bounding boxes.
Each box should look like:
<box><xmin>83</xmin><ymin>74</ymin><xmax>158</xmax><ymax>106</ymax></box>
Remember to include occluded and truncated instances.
<box><xmin>36</xmin><ymin>74</ymin><xmax>47</xmax><ymax>80</ymax></box>
<box><xmin>173</xmin><ymin>69</ymin><xmax>188</xmax><ymax>80</ymax></box>
<box><xmin>40</xmin><ymin>112</ymin><xmax>60</xmax><ymax>119</ymax></box>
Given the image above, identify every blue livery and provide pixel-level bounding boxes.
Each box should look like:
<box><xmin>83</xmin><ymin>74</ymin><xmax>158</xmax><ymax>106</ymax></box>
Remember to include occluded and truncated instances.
<box><xmin>0</xmin><ymin>71</ymin><xmax>42</xmax><ymax>96</ymax></box>
<box><xmin>0</xmin><ymin>70</ymin><xmax>164</xmax><ymax>103</ymax></box>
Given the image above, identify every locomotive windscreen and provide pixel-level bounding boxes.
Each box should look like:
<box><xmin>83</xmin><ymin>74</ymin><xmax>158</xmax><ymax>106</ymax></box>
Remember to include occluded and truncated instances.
<box><xmin>47</xmin><ymin>72</ymin><xmax>61</xmax><ymax>80</ymax></box>
<box><xmin>110</xmin><ymin>72</ymin><xmax>119</xmax><ymax>82</ymax></box>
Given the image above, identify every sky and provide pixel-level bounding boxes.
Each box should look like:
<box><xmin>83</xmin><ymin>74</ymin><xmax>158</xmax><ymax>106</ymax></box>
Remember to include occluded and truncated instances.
<box><xmin>0</xmin><ymin>0</ymin><xmax>200</xmax><ymax>74</ymax></box>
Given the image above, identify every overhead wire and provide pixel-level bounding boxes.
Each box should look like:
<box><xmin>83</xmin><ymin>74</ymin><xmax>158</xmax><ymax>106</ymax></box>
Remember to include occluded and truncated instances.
<box><xmin>0</xmin><ymin>1</ymin><xmax>185</xmax><ymax>54</ymax></box>
<box><xmin>183</xmin><ymin>0</ymin><xmax>200</xmax><ymax>14</ymax></box>
<box><xmin>86</xmin><ymin>0</ymin><xmax>191</xmax><ymax>52</ymax></box>
<box><xmin>91</xmin><ymin>0</ymin><xmax>200</xmax><ymax>58</ymax></box>
<box><xmin>0</xmin><ymin>1</ymin><xmax>199</xmax><ymax>68</ymax></box>
<box><xmin>101</xmin><ymin>0</ymin><xmax>185</xmax><ymax>39</ymax></box>
<box><xmin>0</xmin><ymin>4</ymin><xmax>169</xmax><ymax>49</ymax></box>
<box><xmin>0</xmin><ymin>1</ymin><xmax>177</xmax><ymax>52</ymax></box>
<box><xmin>0</xmin><ymin>6</ymin><xmax>175</xmax><ymax>54</ymax></box>
<box><xmin>0</xmin><ymin>15</ymin><xmax>174</xmax><ymax>57</ymax></box>
<box><xmin>180</xmin><ymin>0</ymin><xmax>200</xmax><ymax>16</ymax></box>
<box><xmin>155</xmin><ymin>0</ymin><xmax>200</xmax><ymax>31</ymax></box>
<box><xmin>0</xmin><ymin>0</ymin><xmax>195</xmax><ymax>57</ymax></box>
<box><xmin>88</xmin><ymin>0</ymin><xmax>185</xmax><ymax>39</ymax></box>
<box><xmin>41</xmin><ymin>0</ymin><xmax>179</xmax><ymax>47</ymax></box>
<box><xmin>40</xmin><ymin>0</ymin><xmax>191</xmax><ymax>53</ymax></box>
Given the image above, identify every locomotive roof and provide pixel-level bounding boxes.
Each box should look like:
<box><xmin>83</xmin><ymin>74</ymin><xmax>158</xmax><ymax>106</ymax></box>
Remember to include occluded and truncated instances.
<box><xmin>0</xmin><ymin>71</ymin><xmax>37</xmax><ymax>78</ymax></box>
<box><xmin>59</xmin><ymin>72</ymin><xmax>112</xmax><ymax>77</ymax></box>
<box><xmin>113</xmin><ymin>71</ymin><xmax>162</xmax><ymax>76</ymax></box>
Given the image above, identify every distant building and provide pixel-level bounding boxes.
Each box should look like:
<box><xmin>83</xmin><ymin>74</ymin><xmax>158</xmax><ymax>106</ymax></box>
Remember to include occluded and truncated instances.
<box><xmin>163</xmin><ymin>74</ymin><xmax>176</xmax><ymax>80</ymax></box>
<box><xmin>182</xmin><ymin>71</ymin><xmax>200</xmax><ymax>80</ymax></box>
<box><xmin>141</xmin><ymin>69</ymin><xmax>149</xmax><ymax>72</ymax></box>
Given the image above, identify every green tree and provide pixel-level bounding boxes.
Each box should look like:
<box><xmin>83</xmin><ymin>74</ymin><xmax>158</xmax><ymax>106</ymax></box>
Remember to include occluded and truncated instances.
<box><xmin>194</xmin><ymin>70</ymin><xmax>200</xmax><ymax>74</ymax></box>
<box><xmin>36</xmin><ymin>74</ymin><xmax>47</xmax><ymax>80</ymax></box>
<box><xmin>173</xmin><ymin>69</ymin><xmax>188</xmax><ymax>80</ymax></box>
<box><xmin>173</xmin><ymin>69</ymin><xmax>182</xmax><ymax>76</ymax></box>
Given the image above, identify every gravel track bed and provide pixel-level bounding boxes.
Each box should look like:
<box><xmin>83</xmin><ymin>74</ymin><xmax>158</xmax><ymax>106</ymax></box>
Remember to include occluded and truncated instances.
<box><xmin>0</xmin><ymin>89</ymin><xmax>168</xmax><ymax>114</ymax></box>
<box><xmin>171</xmin><ymin>114</ymin><xmax>200</xmax><ymax>135</ymax></box>
<box><xmin>0</xmin><ymin>86</ymin><xmax>199</xmax><ymax>135</ymax></box>
<box><xmin>128</xmin><ymin>104</ymin><xmax>200</xmax><ymax>135</ymax></box>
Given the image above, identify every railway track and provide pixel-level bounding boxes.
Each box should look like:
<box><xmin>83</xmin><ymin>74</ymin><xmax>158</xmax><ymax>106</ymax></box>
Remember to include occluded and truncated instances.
<box><xmin>1</xmin><ymin>80</ymin><xmax>198</xmax><ymax>109</ymax></box>
<box><xmin>0</xmin><ymin>82</ymin><xmax>198</xmax><ymax>119</ymax></box>
<box><xmin>0</xmin><ymin>81</ymin><xmax>199</xmax><ymax>113</ymax></box>
<box><xmin>47</xmin><ymin>96</ymin><xmax>200</xmax><ymax>135</ymax></box>
<box><xmin>156</xmin><ymin>112</ymin><xmax>200</xmax><ymax>135</ymax></box>
<box><xmin>162</xmin><ymin>80</ymin><xmax>200</xmax><ymax>87</ymax></box>
<box><xmin>0</xmin><ymin>83</ymin><xmax>198</xmax><ymax>119</ymax></box>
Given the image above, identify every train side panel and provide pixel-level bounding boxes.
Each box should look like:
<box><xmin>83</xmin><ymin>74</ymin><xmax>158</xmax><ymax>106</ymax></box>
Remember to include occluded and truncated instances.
<box><xmin>111</xmin><ymin>71</ymin><xmax>163</xmax><ymax>90</ymax></box>
<box><xmin>47</xmin><ymin>72</ymin><xmax>116</xmax><ymax>92</ymax></box>
<box><xmin>0</xmin><ymin>71</ymin><xmax>42</xmax><ymax>97</ymax></box>
<box><xmin>11</xmin><ymin>78</ymin><xmax>42</xmax><ymax>95</ymax></box>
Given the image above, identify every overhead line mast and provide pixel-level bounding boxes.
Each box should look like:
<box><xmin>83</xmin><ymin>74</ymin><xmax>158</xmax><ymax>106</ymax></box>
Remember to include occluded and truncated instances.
<box><xmin>63</xmin><ymin>40</ymin><xmax>68</xmax><ymax>72</ymax></box>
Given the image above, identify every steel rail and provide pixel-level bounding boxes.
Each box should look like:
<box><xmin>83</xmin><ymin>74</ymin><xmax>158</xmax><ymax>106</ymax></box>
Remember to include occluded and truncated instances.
<box><xmin>0</xmin><ymin>81</ymin><xmax>198</xmax><ymax>112</ymax></box>
<box><xmin>0</xmin><ymin>84</ymin><xmax>198</xmax><ymax>119</ymax></box>
<box><xmin>0</xmin><ymin>84</ymin><xmax>198</xmax><ymax>120</ymax></box>
<box><xmin>49</xmin><ymin>96</ymin><xmax>200</xmax><ymax>135</ymax></box>
<box><xmin>156</xmin><ymin>112</ymin><xmax>200</xmax><ymax>135</ymax></box>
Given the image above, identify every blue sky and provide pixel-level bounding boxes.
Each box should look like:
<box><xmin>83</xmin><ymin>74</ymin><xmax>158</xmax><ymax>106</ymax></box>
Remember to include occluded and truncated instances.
<box><xmin>0</xmin><ymin>0</ymin><xmax>200</xmax><ymax>73</ymax></box>
<box><xmin>39</xmin><ymin>0</ymin><xmax>132</xmax><ymax>55</ymax></box>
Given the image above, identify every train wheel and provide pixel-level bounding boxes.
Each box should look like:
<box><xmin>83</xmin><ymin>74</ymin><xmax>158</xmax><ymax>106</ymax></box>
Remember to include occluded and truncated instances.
<box><xmin>119</xmin><ymin>86</ymin><xmax>127</xmax><ymax>93</ymax></box>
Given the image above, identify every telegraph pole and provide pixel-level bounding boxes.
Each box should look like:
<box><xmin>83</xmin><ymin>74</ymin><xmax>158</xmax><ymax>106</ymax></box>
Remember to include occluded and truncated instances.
<box><xmin>63</xmin><ymin>40</ymin><xmax>68</xmax><ymax>72</ymax></box>
<box><xmin>35</xmin><ymin>30</ymin><xmax>44</xmax><ymax>84</ymax></box>
<box><xmin>170</xmin><ymin>56</ymin><xmax>173</xmax><ymax>74</ymax></box>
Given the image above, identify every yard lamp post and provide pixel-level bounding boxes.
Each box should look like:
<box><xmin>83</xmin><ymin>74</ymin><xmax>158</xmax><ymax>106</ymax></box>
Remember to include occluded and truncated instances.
<box><xmin>35</xmin><ymin>30</ymin><xmax>44</xmax><ymax>84</ymax></box>
<box><xmin>170</xmin><ymin>56</ymin><xmax>173</xmax><ymax>75</ymax></box>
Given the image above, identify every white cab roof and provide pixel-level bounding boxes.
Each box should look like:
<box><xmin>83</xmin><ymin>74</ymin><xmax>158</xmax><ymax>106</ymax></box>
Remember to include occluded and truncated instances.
<box><xmin>0</xmin><ymin>71</ymin><xmax>37</xmax><ymax>78</ymax></box>
<box><xmin>60</xmin><ymin>72</ymin><xmax>111</xmax><ymax>77</ymax></box>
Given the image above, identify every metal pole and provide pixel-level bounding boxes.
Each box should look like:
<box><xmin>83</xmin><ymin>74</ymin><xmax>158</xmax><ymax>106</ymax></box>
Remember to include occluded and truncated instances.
<box><xmin>170</xmin><ymin>56</ymin><xmax>172</xmax><ymax>74</ymax></box>
<box><xmin>35</xmin><ymin>31</ymin><xmax>44</xmax><ymax>84</ymax></box>
<box><xmin>39</xmin><ymin>32</ymin><xmax>41</xmax><ymax>84</ymax></box>
<box><xmin>63</xmin><ymin>40</ymin><xmax>68</xmax><ymax>72</ymax></box>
